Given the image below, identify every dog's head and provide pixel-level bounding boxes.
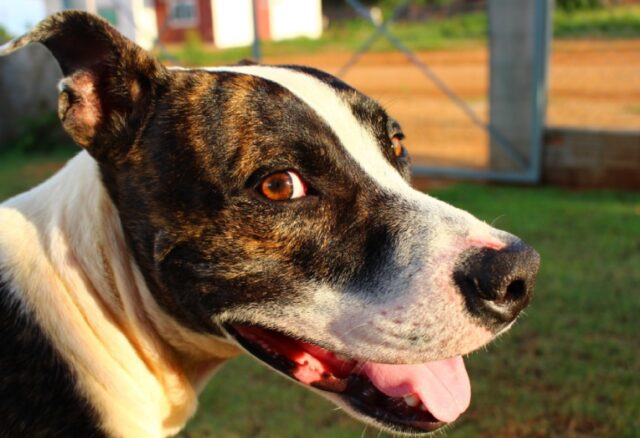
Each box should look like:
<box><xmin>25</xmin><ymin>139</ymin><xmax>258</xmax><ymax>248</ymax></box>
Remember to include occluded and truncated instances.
<box><xmin>2</xmin><ymin>12</ymin><xmax>539</xmax><ymax>435</ymax></box>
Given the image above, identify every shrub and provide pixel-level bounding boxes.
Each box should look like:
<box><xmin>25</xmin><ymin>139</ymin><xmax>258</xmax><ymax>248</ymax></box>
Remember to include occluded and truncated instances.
<box><xmin>4</xmin><ymin>112</ymin><xmax>75</xmax><ymax>155</ymax></box>
<box><xmin>557</xmin><ymin>0</ymin><xmax>604</xmax><ymax>12</ymax></box>
<box><xmin>0</xmin><ymin>25</ymin><xmax>11</xmax><ymax>43</ymax></box>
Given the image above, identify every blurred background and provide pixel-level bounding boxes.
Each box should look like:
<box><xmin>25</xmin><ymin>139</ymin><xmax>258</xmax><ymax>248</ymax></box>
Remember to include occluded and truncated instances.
<box><xmin>0</xmin><ymin>0</ymin><xmax>638</xmax><ymax>437</ymax></box>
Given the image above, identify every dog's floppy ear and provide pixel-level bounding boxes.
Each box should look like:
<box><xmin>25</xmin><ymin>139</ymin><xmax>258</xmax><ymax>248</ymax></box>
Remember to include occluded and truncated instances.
<box><xmin>0</xmin><ymin>11</ymin><xmax>169</xmax><ymax>160</ymax></box>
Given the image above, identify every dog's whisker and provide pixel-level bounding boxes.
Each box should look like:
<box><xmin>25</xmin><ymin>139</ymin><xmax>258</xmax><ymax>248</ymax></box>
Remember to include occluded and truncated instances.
<box><xmin>490</xmin><ymin>214</ymin><xmax>507</xmax><ymax>226</ymax></box>
<box><xmin>339</xmin><ymin>322</ymin><xmax>370</xmax><ymax>338</ymax></box>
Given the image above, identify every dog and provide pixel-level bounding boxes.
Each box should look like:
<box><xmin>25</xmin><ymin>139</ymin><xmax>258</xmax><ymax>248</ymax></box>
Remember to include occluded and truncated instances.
<box><xmin>0</xmin><ymin>11</ymin><xmax>540</xmax><ymax>437</ymax></box>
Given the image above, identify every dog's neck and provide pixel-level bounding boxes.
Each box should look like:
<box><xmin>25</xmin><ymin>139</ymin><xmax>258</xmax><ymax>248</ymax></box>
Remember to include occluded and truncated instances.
<box><xmin>0</xmin><ymin>151</ymin><xmax>241</xmax><ymax>437</ymax></box>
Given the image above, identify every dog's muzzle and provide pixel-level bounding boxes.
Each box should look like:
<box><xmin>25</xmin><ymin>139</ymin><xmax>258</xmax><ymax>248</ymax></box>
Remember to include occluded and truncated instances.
<box><xmin>453</xmin><ymin>241</ymin><xmax>540</xmax><ymax>327</ymax></box>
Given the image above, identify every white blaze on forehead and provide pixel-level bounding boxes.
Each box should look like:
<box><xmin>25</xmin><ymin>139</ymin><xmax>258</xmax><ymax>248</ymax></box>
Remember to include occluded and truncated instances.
<box><xmin>183</xmin><ymin>65</ymin><xmax>501</xmax><ymax>242</ymax></box>
<box><xmin>199</xmin><ymin>65</ymin><xmax>411</xmax><ymax>194</ymax></box>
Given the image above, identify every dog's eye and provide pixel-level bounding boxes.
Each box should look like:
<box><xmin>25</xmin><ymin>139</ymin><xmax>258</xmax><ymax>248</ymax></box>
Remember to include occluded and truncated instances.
<box><xmin>259</xmin><ymin>171</ymin><xmax>307</xmax><ymax>201</ymax></box>
<box><xmin>391</xmin><ymin>135</ymin><xmax>406</xmax><ymax>159</ymax></box>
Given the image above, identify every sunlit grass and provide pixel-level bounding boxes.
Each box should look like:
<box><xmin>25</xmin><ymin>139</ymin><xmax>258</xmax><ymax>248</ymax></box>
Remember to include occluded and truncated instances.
<box><xmin>159</xmin><ymin>6</ymin><xmax>640</xmax><ymax>67</ymax></box>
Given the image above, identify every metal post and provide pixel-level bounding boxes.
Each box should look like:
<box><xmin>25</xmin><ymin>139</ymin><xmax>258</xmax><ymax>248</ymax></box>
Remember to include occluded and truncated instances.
<box><xmin>85</xmin><ymin>0</ymin><xmax>97</xmax><ymax>14</ymax></box>
<box><xmin>529</xmin><ymin>0</ymin><xmax>553</xmax><ymax>182</ymax></box>
<box><xmin>251</xmin><ymin>0</ymin><xmax>262</xmax><ymax>62</ymax></box>
<box><xmin>413</xmin><ymin>0</ymin><xmax>552</xmax><ymax>183</ymax></box>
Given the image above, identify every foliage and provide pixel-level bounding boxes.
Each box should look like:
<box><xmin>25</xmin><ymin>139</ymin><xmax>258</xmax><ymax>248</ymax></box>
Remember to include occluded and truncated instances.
<box><xmin>180</xmin><ymin>30</ymin><xmax>209</xmax><ymax>66</ymax></box>
<box><xmin>0</xmin><ymin>24</ymin><xmax>11</xmax><ymax>43</ymax></box>
<box><xmin>163</xmin><ymin>12</ymin><xmax>487</xmax><ymax>66</ymax></box>
<box><xmin>1</xmin><ymin>112</ymin><xmax>76</xmax><ymax>156</ymax></box>
<box><xmin>162</xmin><ymin>5</ymin><xmax>640</xmax><ymax>67</ymax></box>
<box><xmin>555</xmin><ymin>5</ymin><xmax>640</xmax><ymax>37</ymax></box>
<box><xmin>557</xmin><ymin>0</ymin><xmax>604</xmax><ymax>12</ymax></box>
<box><xmin>0</xmin><ymin>150</ymin><xmax>76</xmax><ymax>201</ymax></box>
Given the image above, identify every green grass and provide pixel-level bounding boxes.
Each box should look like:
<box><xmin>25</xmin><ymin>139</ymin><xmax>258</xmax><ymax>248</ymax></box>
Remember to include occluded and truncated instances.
<box><xmin>161</xmin><ymin>13</ymin><xmax>488</xmax><ymax>66</ymax></box>
<box><xmin>183</xmin><ymin>184</ymin><xmax>640</xmax><ymax>437</ymax></box>
<box><xmin>2</xmin><ymin>154</ymin><xmax>638</xmax><ymax>437</ymax></box>
<box><xmin>555</xmin><ymin>5</ymin><xmax>640</xmax><ymax>38</ymax></box>
<box><xmin>163</xmin><ymin>6</ymin><xmax>640</xmax><ymax>66</ymax></box>
<box><xmin>0</xmin><ymin>150</ymin><xmax>76</xmax><ymax>200</ymax></box>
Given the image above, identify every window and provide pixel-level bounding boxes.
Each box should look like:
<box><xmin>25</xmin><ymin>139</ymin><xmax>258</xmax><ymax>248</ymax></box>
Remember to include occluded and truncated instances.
<box><xmin>169</xmin><ymin>0</ymin><xmax>198</xmax><ymax>28</ymax></box>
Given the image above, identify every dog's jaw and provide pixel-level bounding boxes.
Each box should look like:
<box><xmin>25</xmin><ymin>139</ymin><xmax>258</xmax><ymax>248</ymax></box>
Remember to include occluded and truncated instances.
<box><xmin>166</xmin><ymin>64</ymin><xmax>510</xmax><ymax>360</ymax></box>
<box><xmin>0</xmin><ymin>152</ymin><xmax>241</xmax><ymax>437</ymax></box>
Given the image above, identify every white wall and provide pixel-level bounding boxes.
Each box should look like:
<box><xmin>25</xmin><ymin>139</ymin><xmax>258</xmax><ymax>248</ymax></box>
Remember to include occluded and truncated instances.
<box><xmin>44</xmin><ymin>0</ymin><xmax>157</xmax><ymax>50</ymax></box>
<box><xmin>211</xmin><ymin>0</ymin><xmax>254</xmax><ymax>49</ymax></box>
<box><xmin>211</xmin><ymin>0</ymin><xmax>321</xmax><ymax>49</ymax></box>
<box><xmin>268</xmin><ymin>0</ymin><xmax>321</xmax><ymax>41</ymax></box>
<box><xmin>131</xmin><ymin>0</ymin><xmax>158</xmax><ymax>50</ymax></box>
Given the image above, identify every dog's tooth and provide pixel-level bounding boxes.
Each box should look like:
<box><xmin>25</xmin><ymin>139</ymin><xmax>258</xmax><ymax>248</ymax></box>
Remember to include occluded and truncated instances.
<box><xmin>403</xmin><ymin>394</ymin><xmax>420</xmax><ymax>408</ymax></box>
<box><xmin>419</xmin><ymin>403</ymin><xmax>428</xmax><ymax>411</ymax></box>
<box><xmin>335</xmin><ymin>353</ymin><xmax>350</xmax><ymax>362</ymax></box>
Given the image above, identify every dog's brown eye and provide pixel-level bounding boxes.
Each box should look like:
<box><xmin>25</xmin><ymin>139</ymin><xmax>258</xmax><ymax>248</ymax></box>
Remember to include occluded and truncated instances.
<box><xmin>260</xmin><ymin>171</ymin><xmax>307</xmax><ymax>201</ymax></box>
<box><xmin>391</xmin><ymin>136</ymin><xmax>406</xmax><ymax>158</ymax></box>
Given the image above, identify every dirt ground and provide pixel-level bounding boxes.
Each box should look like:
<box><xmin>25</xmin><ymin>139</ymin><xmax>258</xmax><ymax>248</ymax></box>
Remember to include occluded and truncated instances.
<box><xmin>263</xmin><ymin>39</ymin><xmax>640</xmax><ymax>169</ymax></box>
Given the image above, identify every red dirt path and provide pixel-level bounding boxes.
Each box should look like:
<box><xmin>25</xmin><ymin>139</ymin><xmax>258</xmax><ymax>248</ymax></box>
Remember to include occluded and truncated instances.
<box><xmin>263</xmin><ymin>39</ymin><xmax>640</xmax><ymax>169</ymax></box>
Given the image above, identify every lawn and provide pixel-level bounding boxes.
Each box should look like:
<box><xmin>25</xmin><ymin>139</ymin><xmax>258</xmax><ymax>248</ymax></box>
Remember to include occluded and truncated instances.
<box><xmin>161</xmin><ymin>5</ymin><xmax>640</xmax><ymax>66</ymax></box>
<box><xmin>1</xmin><ymin>152</ymin><xmax>638</xmax><ymax>437</ymax></box>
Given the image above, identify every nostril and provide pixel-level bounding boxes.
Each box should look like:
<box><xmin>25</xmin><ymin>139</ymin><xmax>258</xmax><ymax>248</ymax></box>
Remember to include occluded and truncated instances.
<box><xmin>453</xmin><ymin>241</ymin><xmax>539</xmax><ymax>327</ymax></box>
<box><xmin>503</xmin><ymin>278</ymin><xmax>526</xmax><ymax>303</ymax></box>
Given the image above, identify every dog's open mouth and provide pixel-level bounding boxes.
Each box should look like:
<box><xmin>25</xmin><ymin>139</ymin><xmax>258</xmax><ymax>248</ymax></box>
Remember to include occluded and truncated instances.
<box><xmin>225</xmin><ymin>324</ymin><xmax>471</xmax><ymax>435</ymax></box>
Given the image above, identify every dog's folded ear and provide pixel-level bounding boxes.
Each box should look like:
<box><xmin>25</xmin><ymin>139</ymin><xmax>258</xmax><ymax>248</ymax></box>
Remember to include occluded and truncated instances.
<box><xmin>0</xmin><ymin>11</ymin><xmax>169</xmax><ymax>160</ymax></box>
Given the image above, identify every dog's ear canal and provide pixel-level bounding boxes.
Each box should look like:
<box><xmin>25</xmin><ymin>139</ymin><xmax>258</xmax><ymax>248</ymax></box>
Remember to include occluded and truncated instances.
<box><xmin>0</xmin><ymin>11</ymin><xmax>170</xmax><ymax>160</ymax></box>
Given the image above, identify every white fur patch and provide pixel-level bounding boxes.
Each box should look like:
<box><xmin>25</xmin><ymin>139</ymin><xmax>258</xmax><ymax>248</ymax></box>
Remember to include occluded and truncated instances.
<box><xmin>177</xmin><ymin>65</ymin><xmax>503</xmax><ymax>245</ymax></box>
<box><xmin>200</xmin><ymin>65</ymin><xmax>410</xmax><ymax>193</ymax></box>
<box><xmin>0</xmin><ymin>152</ymin><xmax>241</xmax><ymax>437</ymax></box>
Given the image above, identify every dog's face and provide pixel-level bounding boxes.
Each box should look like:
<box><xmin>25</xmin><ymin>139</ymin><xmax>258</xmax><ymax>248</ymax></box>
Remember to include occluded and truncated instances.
<box><xmin>2</xmin><ymin>12</ymin><xmax>539</xmax><ymax>435</ymax></box>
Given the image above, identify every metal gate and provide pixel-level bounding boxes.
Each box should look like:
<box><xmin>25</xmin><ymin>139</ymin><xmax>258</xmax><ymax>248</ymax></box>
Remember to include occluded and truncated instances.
<box><xmin>252</xmin><ymin>0</ymin><xmax>553</xmax><ymax>183</ymax></box>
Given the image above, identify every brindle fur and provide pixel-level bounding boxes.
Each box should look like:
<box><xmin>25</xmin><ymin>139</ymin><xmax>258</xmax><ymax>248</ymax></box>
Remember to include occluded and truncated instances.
<box><xmin>0</xmin><ymin>12</ymin><xmax>414</xmax><ymax>432</ymax></box>
<box><xmin>0</xmin><ymin>11</ymin><xmax>536</xmax><ymax>436</ymax></box>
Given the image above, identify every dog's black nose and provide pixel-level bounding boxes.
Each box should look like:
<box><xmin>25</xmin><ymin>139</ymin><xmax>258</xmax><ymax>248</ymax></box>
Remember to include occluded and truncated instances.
<box><xmin>453</xmin><ymin>241</ymin><xmax>540</xmax><ymax>327</ymax></box>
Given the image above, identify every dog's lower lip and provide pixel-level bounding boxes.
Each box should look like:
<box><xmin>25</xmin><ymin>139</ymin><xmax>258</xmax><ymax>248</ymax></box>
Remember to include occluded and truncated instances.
<box><xmin>224</xmin><ymin>323</ymin><xmax>447</xmax><ymax>434</ymax></box>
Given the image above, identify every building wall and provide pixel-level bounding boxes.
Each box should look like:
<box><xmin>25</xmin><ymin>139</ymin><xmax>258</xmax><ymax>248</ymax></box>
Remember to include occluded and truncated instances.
<box><xmin>159</xmin><ymin>0</ymin><xmax>322</xmax><ymax>49</ymax></box>
<box><xmin>210</xmin><ymin>0</ymin><xmax>254</xmax><ymax>48</ymax></box>
<box><xmin>156</xmin><ymin>0</ymin><xmax>213</xmax><ymax>44</ymax></box>
<box><xmin>268</xmin><ymin>0</ymin><xmax>322</xmax><ymax>41</ymax></box>
<box><xmin>44</xmin><ymin>0</ymin><xmax>157</xmax><ymax>50</ymax></box>
<box><xmin>130</xmin><ymin>0</ymin><xmax>159</xmax><ymax>49</ymax></box>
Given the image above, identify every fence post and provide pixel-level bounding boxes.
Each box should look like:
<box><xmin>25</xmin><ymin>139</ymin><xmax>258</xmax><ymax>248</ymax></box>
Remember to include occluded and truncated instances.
<box><xmin>251</xmin><ymin>0</ymin><xmax>262</xmax><ymax>61</ymax></box>
<box><xmin>489</xmin><ymin>0</ymin><xmax>553</xmax><ymax>175</ymax></box>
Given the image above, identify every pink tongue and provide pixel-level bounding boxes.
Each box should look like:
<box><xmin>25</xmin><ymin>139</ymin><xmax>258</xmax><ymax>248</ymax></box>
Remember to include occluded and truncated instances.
<box><xmin>361</xmin><ymin>356</ymin><xmax>471</xmax><ymax>423</ymax></box>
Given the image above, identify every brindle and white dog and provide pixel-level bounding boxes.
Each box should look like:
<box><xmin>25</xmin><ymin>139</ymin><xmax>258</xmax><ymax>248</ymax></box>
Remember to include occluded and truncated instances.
<box><xmin>0</xmin><ymin>12</ymin><xmax>539</xmax><ymax>437</ymax></box>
